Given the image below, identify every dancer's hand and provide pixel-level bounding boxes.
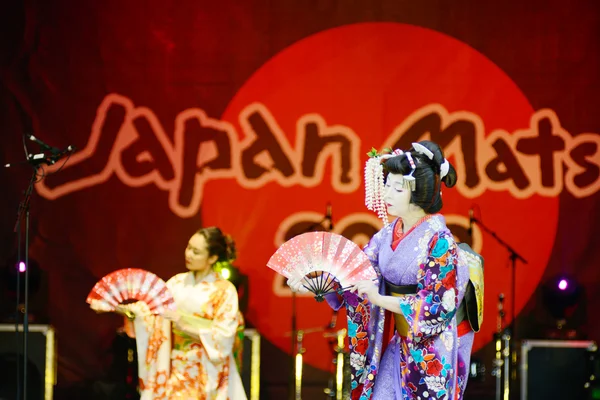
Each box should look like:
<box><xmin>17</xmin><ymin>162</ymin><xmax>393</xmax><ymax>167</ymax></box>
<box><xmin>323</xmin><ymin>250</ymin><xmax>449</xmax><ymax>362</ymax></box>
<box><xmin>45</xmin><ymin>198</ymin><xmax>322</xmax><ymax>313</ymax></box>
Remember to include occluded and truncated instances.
<box><xmin>287</xmin><ymin>277</ymin><xmax>309</xmax><ymax>294</ymax></box>
<box><xmin>163</xmin><ymin>309</ymin><xmax>197</xmax><ymax>337</ymax></box>
<box><xmin>162</xmin><ymin>309</ymin><xmax>180</xmax><ymax>323</ymax></box>
<box><xmin>351</xmin><ymin>280</ymin><xmax>381</xmax><ymax>305</ymax></box>
<box><xmin>115</xmin><ymin>304</ymin><xmax>135</xmax><ymax>320</ymax></box>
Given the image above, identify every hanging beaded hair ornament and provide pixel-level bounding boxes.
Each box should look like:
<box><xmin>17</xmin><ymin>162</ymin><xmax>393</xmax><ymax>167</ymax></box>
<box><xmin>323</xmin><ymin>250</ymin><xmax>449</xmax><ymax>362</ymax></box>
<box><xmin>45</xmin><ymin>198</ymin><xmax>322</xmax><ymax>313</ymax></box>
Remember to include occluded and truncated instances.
<box><xmin>364</xmin><ymin>142</ymin><xmax>450</xmax><ymax>225</ymax></box>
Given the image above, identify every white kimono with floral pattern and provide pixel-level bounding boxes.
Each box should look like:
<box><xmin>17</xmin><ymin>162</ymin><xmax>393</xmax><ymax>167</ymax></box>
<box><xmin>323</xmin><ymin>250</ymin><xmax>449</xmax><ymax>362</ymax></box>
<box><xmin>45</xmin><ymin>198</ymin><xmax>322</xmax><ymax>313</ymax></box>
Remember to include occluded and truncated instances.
<box><xmin>127</xmin><ymin>271</ymin><xmax>246</xmax><ymax>400</ymax></box>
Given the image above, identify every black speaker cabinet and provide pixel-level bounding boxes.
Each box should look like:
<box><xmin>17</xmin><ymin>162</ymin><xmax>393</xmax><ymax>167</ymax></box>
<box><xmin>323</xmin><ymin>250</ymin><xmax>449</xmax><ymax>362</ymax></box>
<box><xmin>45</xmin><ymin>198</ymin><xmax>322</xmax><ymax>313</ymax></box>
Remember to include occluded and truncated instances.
<box><xmin>520</xmin><ymin>339</ymin><xmax>597</xmax><ymax>400</ymax></box>
<box><xmin>242</xmin><ymin>329</ymin><xmax>260</xmax><ymax>400</ymax></box>
<box><xmin>0</xmin><ymin>324</ymin><xmax>56</xmax><ymax>400</ymax></box>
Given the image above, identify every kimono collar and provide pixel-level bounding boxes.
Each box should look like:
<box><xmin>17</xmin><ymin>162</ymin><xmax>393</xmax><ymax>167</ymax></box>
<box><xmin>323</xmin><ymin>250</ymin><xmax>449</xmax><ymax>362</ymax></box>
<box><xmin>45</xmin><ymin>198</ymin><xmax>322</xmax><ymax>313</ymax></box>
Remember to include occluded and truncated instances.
<box><xmin>393</xmin><ymin>214</ymin><xmax>436</xmax><ymax>244</ymax></box>
<box><xmin>190</xmin><ymin>270</ymin><xmax>220</xmax><ymax>284</ymax></box>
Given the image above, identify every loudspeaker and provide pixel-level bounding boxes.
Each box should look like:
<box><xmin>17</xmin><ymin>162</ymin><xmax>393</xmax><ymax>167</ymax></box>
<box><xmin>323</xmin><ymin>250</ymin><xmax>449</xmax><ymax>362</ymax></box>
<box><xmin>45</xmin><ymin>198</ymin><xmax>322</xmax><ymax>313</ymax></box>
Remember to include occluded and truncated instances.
<box><xmin>521</xmin><ymin>339</ymin><xmax>597</xmax><ymax>400</ymax></box>
<box><xmin>0</xmin><ymin>324</ymin><xmax>56</xmax><ymax>400</ymax></box>
<box><xmin>241</xmin><ymin>329</ymin><xmax>260</xmax><ymax>400</ymax></box>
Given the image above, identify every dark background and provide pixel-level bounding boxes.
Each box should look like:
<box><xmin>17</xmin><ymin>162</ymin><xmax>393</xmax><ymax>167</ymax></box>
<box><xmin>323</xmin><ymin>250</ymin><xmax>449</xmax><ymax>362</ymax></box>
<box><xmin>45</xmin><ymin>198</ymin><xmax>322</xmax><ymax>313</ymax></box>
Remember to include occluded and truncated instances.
<box><xmin>1</xmin><ymin>1</ymin><xmax>599</xmax><ymax>398</ymax></box>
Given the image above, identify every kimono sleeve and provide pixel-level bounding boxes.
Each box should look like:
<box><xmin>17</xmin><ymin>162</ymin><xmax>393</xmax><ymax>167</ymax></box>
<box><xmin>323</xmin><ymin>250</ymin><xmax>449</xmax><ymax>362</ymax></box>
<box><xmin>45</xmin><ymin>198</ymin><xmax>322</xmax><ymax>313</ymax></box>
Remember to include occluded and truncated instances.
<box><xmin>324</xmin><ymin>227</ymin><xmax>385</xmax><ymax>311</ymax></box>
<box><xmin>198</xmin><ymin>281</ymin><xmax>240</xmax><ymax>363</ymax></box>
<box><xmin>398</xmin><ymin>230</ymin><xmax>459</xmax><ymax>339</ymax></box>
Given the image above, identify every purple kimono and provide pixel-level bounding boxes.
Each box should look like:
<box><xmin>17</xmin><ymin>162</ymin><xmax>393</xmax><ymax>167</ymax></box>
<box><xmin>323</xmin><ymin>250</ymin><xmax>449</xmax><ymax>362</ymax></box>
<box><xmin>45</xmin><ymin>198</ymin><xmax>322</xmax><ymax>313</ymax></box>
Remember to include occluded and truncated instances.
<box><xmin>327</xmin><ymin>214</ymin><xmax>474</xmax><ymax>400</ymax></box>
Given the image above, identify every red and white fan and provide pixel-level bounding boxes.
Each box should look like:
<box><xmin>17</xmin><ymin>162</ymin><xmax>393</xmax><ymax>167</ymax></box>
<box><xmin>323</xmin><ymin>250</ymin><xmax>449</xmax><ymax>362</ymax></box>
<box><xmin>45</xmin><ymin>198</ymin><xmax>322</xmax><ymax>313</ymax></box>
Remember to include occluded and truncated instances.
<box><xmin>267</xmin><ymin>232</ymin><xmax>377</xmax><ymax>301</ymax></box>
<box><xmin>86</xmin><ymin>268</ymin><xmax>175</xmax><ymax>314</ymax></box>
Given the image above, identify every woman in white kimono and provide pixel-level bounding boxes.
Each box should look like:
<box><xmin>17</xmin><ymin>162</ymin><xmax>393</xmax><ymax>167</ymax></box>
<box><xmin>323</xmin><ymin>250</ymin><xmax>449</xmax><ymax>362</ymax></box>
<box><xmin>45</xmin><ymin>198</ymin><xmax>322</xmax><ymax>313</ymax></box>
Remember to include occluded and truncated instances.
<box><xmin>121</xmin><ymin>227</ymin><xmax>247</xmax><ymax>400</ymax></box>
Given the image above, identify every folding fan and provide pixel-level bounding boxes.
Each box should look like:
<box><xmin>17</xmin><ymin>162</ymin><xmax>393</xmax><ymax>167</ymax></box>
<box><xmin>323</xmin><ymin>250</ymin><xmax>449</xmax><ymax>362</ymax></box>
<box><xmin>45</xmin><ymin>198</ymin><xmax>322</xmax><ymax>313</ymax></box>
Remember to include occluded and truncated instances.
<box><xmin>267</xmin><ymin>232</ymin><xmax>377</xmax><ymax>301</ymax></box>
<box><xmin>86</xmin><ymin>268</ymin><xmax>175</xmax><ymax>314</ymax></box>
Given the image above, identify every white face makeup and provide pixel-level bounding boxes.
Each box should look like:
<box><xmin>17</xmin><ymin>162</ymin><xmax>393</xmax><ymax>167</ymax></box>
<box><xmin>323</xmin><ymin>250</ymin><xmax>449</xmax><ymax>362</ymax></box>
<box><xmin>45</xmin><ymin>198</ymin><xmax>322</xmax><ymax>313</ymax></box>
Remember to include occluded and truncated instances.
<box><xmin>383</xmin><ymin>173</ymin><xmax>412</xmax><ymax>217</ymax></box>
<box><xmin>184</xmin><ymin>233</ymin><xmax>218</xmax><ymax>274</ymax></box>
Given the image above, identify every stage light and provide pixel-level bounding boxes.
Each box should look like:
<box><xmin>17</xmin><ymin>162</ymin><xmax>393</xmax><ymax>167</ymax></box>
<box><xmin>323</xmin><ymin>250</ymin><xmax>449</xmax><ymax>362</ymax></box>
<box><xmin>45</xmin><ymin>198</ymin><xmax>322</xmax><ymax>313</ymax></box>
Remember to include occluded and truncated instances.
<box><xmin>558</xmin><ymin>279</ymin><xmax>568</xmax><ymax>291</ymax></box>
<box><xmin>214</xmin><ymin>261</ymin><xmax>233</xmax><ymax>281</ymax></box>
<box><xmin>212</xmin><ymin>261</ymin><xmax>249</xmax><ymax>313</ymax></box>
<box><xmin>220</xmin><ymin>267</ymin><xmax>231</xmax><ymax>280</ymax></box>
<box><xmin>543</xmin><ymin>275</ymin><xmax>580</xmax><ymax>318</ymax></box>
<box><xmin>542</xmin><ymin>274</ymin><xmax>583</xmax><ymax>338</ymax></box>
<box><xmin>1</xmin><ymin>258</ymin><xmax>44</xmax><ymax>323</ymax></box>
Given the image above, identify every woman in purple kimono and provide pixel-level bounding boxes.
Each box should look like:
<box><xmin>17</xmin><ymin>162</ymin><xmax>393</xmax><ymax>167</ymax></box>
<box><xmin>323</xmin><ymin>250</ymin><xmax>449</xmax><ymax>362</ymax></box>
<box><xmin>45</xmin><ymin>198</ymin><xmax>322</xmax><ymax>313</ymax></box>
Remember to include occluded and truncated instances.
<box><xmin>291</xmin><ymin>140</ymin><xmax>480</xmax><ymax>400</ymax></box>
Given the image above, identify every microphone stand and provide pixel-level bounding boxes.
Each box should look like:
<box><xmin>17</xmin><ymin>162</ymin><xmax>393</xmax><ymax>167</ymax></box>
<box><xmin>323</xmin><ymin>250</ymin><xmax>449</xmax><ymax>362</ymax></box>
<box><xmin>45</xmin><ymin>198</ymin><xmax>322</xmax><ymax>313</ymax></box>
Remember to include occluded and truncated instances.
<box><xmin>12</xmin><ymin>166</ymin><xmax>39</xmax><ymax>400</ymax></box>
<box><xmin>472</xmin><ymin>216</ymin><xmax>527</xmax><ymax>399</ymax></box>
<box><xmin>288</xmin><ymin>204</ymin><xmax>333</xmax><ymax>400</ymax></box>
<box><xmin>6</xmin><ymin>136</ymin><xmax>73</xmax><ymax>400</ymax></box>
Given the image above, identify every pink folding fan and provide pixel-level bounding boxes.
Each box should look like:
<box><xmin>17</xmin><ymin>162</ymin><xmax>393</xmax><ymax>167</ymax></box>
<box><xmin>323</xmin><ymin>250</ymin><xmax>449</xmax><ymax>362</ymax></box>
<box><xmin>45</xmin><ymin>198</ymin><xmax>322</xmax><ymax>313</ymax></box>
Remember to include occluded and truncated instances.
<box><xmin>267</xmin><ymin>232</ymin><xmax>377</xmax><ymax>301</ymax></box>
<box><xmin>86</xmin><ymin>268</ymin><xmax>175</xmax><ymax>314</ymax></box>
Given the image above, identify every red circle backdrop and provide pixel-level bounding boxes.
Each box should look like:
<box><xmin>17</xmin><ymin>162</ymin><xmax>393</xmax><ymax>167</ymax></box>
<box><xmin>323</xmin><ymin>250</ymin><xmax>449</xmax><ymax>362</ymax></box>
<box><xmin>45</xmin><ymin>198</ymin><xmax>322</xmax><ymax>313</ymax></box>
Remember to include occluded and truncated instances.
<box><xmin>202</xmin><ymin>22</ymin><xmax>557</xmax><ymax>371</ymax></box>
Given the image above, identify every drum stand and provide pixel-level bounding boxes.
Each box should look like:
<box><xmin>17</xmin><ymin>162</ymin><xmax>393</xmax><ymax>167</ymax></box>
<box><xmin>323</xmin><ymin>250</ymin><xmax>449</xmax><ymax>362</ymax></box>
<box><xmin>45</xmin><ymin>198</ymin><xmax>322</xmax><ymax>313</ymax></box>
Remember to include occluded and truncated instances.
<box><xmin>472</xmin><ymin>215</ymin><xmax>527</xmax><ymax>399</ymax></box>
<box><xmin>290</xmin><ymin>326</ymin><xmax>347</xmax><ymax>400</ymax></box>
<box><xmin>293</xmin><ymin>329</ymin><xmax>304</xmax><ymax>400</ymax></box>
<box><xmin>492</xmin><ymin>294</ymin><xmax>510</xmax><ymax>400</ymax></box>
<box><xmin>323</xmin><ymin>329</ymin><xmax>348</xmax><ymax>400</ymax></box>
<box><xmin>288</xmin><ymin>203</ymin><xmax>333</xmax><ymax>399</ymax></box>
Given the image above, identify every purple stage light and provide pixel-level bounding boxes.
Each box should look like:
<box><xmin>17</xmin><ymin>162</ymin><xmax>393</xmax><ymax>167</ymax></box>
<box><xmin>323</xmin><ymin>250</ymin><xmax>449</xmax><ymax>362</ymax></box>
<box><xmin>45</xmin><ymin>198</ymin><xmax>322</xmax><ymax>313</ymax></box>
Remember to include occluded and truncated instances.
<box><xmin>558</xmin><ymin>279</ymin><xmax>568</xmax><ymax>291</ymax></box>
<box><xmin>18</xmin><ymin>261</ymin><xmax>26</xmax><ymax>273</ymax></box>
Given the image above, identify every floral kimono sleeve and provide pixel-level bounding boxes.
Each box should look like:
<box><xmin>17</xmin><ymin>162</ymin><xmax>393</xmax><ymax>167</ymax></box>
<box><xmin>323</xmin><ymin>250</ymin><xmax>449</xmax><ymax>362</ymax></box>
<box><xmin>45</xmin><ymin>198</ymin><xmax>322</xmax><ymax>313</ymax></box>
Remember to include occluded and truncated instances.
<box><xmin>197</xmin><ymin>280</ymin><xmax>240</xmax><ymax>363</ymax></box>
<box><xmin>324</xmin><ymin>227</ymin><xmax>384</xmax><ymax>311</ymax></box>
<box><xmin>399</xmin><ymin>230</ymin><xmax>459</xmax><ymax>339</ymax></box>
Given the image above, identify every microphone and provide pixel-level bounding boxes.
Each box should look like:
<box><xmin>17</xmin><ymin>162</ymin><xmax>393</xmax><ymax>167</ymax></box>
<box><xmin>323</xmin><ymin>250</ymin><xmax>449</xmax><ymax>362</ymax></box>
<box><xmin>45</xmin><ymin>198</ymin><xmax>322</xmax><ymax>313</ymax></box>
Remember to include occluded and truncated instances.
<box><xmin>5</xmin><ymin>144</ymin><xmax>75</xmax><ymax>168</ymax></box>
<box><xmin>467</xmin><ymin>208</ymin><xmax>474</xmax><ymax>236</ymax></box>
<box><xmin>326</xmin><ymin>202</ymin><xmax>333</xmax><ymax>231</ymax></box>
<box><xmin>46</xmin><ymin>145</ymin><xmax>76</xmax><ymax>165</ymax></box>
<box><xmin>5</xmin><ymin>152</ymin><xmax>48</xmax><ymax>168</ymax></box>
<box><xmin>27</xmin><ymin>134</ymin><xmax>61</xmax><ymax>154</ymax></box>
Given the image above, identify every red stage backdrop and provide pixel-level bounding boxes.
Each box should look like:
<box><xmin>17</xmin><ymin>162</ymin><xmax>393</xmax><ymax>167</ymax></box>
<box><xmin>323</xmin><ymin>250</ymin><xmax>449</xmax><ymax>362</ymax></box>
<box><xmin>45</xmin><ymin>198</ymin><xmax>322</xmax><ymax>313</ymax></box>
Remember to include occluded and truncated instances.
<box><xmin>1</xmin><ymin>0</ymin><xmax>599</xmax><ymax>397</ymax></box>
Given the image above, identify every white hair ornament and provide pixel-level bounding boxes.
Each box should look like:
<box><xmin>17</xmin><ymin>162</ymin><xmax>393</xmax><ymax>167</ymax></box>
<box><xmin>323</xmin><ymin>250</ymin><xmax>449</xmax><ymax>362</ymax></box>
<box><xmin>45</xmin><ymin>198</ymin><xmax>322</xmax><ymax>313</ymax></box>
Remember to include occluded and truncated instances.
<box><xmin>403</xmin><ymin>152</ymin><xmax>417</xmax><ymax>191</ymax></box>
<box><xmin>364</xmin><ymin>155</ymin><xmax>388</xmax><ymax>225</ymax></box>
<box><xmin>364</xmin><ymin>147</ymin><xmax>420</xmax><ymax>225</ymax></box>
<box><xmin>439</xmin><ymin>158</ymin><xmax>450</xmax><ymax>179</ymax></box>
<box><xmin>411</xmin><ymin>142</ymin><xmax>434</xmax><ymax>160</ymax></box>
<box><xmin>412</xmin><ymin>142</ymin><xmax>450</xmax><ymax>179</ymax></box>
